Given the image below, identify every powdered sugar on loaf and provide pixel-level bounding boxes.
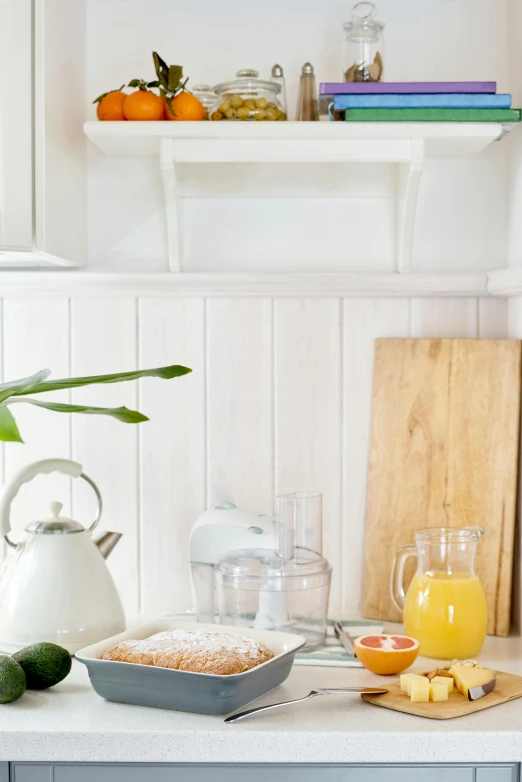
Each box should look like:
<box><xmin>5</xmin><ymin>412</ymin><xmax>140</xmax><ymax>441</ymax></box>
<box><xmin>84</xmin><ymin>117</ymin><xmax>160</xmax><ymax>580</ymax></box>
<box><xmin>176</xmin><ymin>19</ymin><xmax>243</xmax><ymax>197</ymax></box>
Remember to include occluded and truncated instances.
<box><xmin>102</xmin><ymin>628</ymin><xmax>275</xmax><ymax>675</ymax></box>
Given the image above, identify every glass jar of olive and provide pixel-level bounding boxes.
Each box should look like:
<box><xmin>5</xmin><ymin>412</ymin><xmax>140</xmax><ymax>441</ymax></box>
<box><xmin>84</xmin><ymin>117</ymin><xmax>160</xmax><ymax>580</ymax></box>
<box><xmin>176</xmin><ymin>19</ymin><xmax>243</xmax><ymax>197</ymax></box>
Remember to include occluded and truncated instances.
<box><xmin>211</xmin><ymin>69</ymin><xmax>287</xmax><ymax>121</ymax></box>
<box><xmin>192</xmin><ymin>84</ymin><xmax>217</xmax><ymax>119</ymax></box>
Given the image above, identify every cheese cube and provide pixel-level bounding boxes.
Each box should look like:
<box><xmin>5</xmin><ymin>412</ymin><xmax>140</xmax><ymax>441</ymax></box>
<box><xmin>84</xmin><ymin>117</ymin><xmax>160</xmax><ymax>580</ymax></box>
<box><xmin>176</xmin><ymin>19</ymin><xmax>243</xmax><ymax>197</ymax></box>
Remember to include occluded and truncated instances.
<box><xmin>429</xmin><ymin>682</ymin><xmax>449</xmax><ymax>702</ymax></box>
<box><xmin>410</xmin><ymin>677</ymin><xmax>430</xmax><ymax>703</ymax></box>
<box><xmin>400</xmin><ymin>673</ymin><xmax>425</xmax><ymax>696</ymax></box>
<box><xmin>400</xmin><ymin>673</ymin><xmax>420</xmax><ymax>694</ymax></box>
<box><xmin>431</xmin><ymin>675</ymin><xmax>453</xmax><ymax>695</ymax></box>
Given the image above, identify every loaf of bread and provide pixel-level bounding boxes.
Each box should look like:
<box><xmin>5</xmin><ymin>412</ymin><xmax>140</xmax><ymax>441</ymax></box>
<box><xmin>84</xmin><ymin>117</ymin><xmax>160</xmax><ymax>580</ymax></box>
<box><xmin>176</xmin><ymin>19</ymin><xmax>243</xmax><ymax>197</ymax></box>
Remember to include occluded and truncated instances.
<box><xmin>102</xmin><ymin>629</ymin><xmax>275</xmax><ymax>675</ymax></box>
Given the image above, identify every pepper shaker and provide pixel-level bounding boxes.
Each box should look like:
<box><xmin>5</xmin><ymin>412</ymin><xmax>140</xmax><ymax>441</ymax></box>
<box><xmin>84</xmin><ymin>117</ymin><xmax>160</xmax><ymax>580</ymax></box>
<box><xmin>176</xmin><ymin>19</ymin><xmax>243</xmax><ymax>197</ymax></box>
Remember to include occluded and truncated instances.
<box><xmin>296</xmin><ymin>62</ymin><xmax>319</xmax><ymax>121</ymax></box>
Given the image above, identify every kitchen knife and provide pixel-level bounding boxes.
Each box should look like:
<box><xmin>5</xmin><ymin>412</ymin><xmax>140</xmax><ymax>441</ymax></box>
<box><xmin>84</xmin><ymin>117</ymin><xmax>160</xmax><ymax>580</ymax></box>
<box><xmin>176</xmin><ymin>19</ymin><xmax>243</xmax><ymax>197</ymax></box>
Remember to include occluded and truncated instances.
<box><xmin>225</xmin><ymin>687</ymin><xmax>388</xmax><ymax>723</ymax></box>
<box><xmin>468</xmin><ymin>676</ymin><xmax>497</xmax><ymax>701</ymax></box>
<box><xmin>334</xmin><ymin>620</ymin><xmax>356</xmax><ymax>656</ymax></box>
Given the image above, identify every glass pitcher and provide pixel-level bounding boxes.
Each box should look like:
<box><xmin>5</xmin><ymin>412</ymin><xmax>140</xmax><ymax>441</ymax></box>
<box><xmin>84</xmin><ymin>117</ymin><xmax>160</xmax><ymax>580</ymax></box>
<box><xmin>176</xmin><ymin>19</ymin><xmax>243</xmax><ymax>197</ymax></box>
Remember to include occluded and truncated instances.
<box><xmin>390</xmin><ymin>527</ymin><xmax>487</xmax><ymax>660</ymax></box>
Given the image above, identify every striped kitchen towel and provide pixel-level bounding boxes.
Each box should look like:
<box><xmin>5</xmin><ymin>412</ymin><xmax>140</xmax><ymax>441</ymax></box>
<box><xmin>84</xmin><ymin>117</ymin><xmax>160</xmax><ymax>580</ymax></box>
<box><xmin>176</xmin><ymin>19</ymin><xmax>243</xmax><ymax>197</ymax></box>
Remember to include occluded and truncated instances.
<box><xmin>294</xmin><ymin>619</ymin><xmax>383</xmax><ymax>668</ymax></box>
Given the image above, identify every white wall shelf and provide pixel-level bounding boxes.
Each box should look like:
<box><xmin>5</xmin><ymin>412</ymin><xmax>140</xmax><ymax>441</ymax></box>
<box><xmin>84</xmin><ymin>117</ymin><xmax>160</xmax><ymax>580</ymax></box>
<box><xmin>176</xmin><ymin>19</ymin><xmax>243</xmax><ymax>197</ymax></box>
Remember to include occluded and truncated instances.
<box><xmin>488</xmin><ymin>268</ymin><xmax>522</xmax><ymax>296</ymax></box>
<box><xmin>84</xmin><ymin>121</ymin><xmax>508</xmax><ymax>276</ymax></box>
<box><xmin>0</xmin><ymin>270</ymin><xmax>491</xmax><ymax>298</ymax></box>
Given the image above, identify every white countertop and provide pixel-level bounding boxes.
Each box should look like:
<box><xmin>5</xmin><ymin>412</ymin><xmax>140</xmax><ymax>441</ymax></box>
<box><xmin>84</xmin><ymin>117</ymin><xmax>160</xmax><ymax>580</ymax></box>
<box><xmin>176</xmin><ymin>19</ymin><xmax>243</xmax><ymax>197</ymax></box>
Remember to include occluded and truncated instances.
<box><xmin>1</xmin><ymin>632</ymin><xmax>522</xmax><ymax>765</ymax></box>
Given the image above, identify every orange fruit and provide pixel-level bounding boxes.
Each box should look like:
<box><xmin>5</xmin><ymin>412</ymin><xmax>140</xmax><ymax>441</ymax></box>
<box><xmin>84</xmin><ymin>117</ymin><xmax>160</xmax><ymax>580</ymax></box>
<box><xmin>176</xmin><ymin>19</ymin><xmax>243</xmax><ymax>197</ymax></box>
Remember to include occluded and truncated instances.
<box><xmin>96</xmin><ymin>91</ymin><xmax>127</xmax><ymax>121</ymax></box>
<box><xmin>165</xmin><ymin>91</ymin><xmax>205</xmax><ymax>121</ymax></box>
<box><xmin>124</xmin><ymin>90</ymin><xmax>164</xmax><ymax>121</ymax></box>
<box><xmin>354</xmin><ymin>634</ymin><xmax>419</xmax><ymax>675</ymax></box>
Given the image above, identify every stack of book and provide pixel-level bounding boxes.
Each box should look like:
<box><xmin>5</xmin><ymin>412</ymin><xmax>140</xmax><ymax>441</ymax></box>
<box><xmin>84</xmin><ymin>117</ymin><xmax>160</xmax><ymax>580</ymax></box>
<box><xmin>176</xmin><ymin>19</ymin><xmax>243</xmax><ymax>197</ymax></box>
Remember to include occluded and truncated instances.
<box><xmin>319</xmin><ymin>81</ymin><xmax>521</xmax><ymax>123</ymax></box>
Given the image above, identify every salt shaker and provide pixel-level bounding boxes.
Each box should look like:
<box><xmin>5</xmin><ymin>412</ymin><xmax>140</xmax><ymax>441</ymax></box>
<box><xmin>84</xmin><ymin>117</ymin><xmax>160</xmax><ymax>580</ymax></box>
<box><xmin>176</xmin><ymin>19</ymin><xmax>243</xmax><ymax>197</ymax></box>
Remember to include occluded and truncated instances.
<box><xmin>296</xmin><ymin>62</ymin><xmax>319</xmax><ymax>122</ymax></box>
<box><xmin>271</xmin><ymin>64</ymin><xmax>287</xmax><ymax>114</ymax></box>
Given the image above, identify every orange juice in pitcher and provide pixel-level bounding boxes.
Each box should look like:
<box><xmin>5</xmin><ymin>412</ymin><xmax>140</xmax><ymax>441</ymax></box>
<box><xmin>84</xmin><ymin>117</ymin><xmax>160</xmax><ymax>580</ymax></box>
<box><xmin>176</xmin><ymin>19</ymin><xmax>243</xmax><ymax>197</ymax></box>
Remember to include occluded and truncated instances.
<box><xmin>391</xmin><ymin>528</ymin><xmax>487</xmax><ymax>660</ymax></box>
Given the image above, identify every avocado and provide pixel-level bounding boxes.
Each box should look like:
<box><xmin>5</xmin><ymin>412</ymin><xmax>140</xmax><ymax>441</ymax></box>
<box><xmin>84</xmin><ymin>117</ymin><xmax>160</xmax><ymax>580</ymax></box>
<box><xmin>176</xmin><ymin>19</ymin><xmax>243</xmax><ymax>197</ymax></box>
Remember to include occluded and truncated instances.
<box><xmin>0</xmin><ymin>656</ymin><xmax>26</xmax><ymax>703</ymax></box>
<box><xmin>13</xmin><ymin>642</ymin><xmax>72</xmax><ymax>690</ymax></box>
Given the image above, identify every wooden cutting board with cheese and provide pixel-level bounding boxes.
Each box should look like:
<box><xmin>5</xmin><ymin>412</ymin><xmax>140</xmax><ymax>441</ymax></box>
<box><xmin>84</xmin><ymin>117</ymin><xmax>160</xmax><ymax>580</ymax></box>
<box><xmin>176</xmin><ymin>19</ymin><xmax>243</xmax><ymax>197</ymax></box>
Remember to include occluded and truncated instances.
<box><xmin>362</xmin><ymin>670</ymin><xmax>522</xmax><ymax>720</ymax></box>
<box><xmin>363</xmin><ymin>338</ymin><xmax>522</xmax><ymax>636</ymax></box>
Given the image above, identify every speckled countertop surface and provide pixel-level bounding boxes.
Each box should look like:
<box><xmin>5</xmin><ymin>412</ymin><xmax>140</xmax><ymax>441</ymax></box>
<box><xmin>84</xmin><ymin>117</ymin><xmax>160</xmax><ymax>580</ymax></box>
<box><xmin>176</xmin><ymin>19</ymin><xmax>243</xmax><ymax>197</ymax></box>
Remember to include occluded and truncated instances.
<box><xmin>1</xmin><ymin>631</ymin><xmax>522</xmax><ymax>764</ymax></box>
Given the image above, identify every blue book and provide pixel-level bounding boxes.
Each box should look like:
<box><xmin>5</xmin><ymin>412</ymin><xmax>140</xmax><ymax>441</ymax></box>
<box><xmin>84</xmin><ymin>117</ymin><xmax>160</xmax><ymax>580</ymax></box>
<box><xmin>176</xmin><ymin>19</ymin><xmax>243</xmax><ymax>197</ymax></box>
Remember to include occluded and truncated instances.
<box><xmin>333</xmin><ymin>93</ymin><xmax>512</xmax><ymax>110</ymax></box>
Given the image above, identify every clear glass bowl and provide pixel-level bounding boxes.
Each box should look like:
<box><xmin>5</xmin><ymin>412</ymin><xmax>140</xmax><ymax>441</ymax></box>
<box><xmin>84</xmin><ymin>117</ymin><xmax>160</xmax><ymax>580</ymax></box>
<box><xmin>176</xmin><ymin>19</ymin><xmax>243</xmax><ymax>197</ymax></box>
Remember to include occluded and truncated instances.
<box><xmin>211</xmin><ymin>69</ymin><xmax>287</xmax><ymax>121</ymax></box>
<box><xmin>216</xmin><ymin>547</ymin><xmax>332</xmax><ymax>650</ymax></box>
<box><xmin>192</xmin><ymin>84</ymin><xmax>217</xmax><ymax>119</ymax></box>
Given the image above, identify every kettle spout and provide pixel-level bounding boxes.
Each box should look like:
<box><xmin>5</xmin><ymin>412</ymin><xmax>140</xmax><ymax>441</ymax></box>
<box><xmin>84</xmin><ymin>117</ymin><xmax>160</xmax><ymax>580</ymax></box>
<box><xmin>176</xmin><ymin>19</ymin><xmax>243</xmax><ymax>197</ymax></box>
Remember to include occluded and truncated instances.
<box><xmin>94</xmin><ymin>531</ymin><xmax>122</xmax><ymax>560</ymax></box>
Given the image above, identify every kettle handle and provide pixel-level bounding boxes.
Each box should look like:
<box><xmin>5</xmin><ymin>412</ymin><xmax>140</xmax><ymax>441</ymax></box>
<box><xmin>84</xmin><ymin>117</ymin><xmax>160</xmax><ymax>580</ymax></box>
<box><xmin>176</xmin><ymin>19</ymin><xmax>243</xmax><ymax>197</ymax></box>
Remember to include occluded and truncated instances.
<box><xmin>0</xmin><ymin>458</ymin><xmax>103</xmax><ymax>546</ymax></box>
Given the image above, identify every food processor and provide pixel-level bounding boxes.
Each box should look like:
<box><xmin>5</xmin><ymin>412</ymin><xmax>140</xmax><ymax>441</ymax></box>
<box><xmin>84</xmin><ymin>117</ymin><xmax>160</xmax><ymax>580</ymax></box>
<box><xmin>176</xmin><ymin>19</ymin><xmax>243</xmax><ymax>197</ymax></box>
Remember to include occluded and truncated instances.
<box><xmin>215</xmin><ymin>492</ymin><xmax>332</xmax><ymax>650</ymax></box>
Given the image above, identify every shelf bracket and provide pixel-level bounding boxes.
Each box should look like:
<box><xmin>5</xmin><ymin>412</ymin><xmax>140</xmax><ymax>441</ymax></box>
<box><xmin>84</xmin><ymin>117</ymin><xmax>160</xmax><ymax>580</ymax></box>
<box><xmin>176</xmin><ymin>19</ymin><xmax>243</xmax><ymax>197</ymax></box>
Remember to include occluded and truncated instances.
<box><xmin>160</xmin><ymin>138</ymin><xmax>182</xmax><ymax>272</ymax></box>
<box><xmin>396</xmin><ymin>138</ymin><xmax>425</xmax><ymax>274</ymax></box>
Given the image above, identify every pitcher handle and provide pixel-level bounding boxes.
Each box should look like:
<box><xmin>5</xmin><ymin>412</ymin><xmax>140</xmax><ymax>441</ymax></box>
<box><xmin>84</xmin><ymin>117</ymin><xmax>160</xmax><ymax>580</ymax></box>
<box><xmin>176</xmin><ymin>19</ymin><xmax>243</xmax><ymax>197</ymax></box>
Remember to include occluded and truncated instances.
<box><xmin>390</xmin><ymin>544</ymin><xmax>417</xmax><ymax>613</ymax></box>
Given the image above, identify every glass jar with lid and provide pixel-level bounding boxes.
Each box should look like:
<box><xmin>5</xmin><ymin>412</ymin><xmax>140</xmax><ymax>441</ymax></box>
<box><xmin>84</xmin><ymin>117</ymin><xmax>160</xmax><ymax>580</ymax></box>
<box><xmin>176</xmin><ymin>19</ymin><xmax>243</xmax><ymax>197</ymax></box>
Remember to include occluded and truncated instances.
<box><xmin>343</xmin><ymin>2</ymin><xmax>385</xmax><ymax>83</ymax></box>
<box><xmin>211</xmin><ymin>69</ymin><xmax>287</xmax><ymax>121</ymax></box>
<box><xmin>191</xmin><ymin>84</ymin><xmax>217</xmax><ymax>119</ymax></box>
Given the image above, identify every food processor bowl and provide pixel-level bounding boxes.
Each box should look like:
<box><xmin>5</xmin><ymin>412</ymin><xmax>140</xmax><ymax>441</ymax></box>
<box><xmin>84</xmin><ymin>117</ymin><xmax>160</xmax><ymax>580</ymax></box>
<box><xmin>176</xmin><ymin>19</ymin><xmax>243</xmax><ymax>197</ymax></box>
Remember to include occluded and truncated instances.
<box><xmin>216</xmin><ymin>547</ymin><xmax>332</xmax><ymax>650</ymax></box>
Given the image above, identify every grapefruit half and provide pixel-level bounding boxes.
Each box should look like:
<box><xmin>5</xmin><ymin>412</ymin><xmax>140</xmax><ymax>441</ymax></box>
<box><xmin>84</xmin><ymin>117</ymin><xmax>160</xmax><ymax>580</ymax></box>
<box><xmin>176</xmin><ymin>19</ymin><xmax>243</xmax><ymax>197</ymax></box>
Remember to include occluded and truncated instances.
<box><xmin>354</xmin><ymin>634</ymin><xmax>419</xmax><ymax>675</ymax></box>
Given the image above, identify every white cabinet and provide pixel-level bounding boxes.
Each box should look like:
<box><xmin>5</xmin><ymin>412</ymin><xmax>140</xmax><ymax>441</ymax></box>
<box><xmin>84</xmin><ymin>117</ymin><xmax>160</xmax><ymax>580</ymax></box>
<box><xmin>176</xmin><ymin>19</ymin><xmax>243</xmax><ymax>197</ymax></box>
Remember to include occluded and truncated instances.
<box><xmin>0</xmin><ymin>0</ymin><xmax>85</xmax><ymax>267</ymax></box>
<box><xmin>0</xmin><ymin>0</ymin><xmax>33</xmax><ymax>252</ymax></box>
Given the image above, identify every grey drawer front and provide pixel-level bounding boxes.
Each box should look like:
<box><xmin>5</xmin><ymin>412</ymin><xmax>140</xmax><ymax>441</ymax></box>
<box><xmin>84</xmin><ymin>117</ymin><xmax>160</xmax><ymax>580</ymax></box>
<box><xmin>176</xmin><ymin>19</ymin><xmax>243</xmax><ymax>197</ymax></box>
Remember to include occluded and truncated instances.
<box><xmin>476</xmin><ymin>767</ymin><xmax>519</xmax><ymax>782</ymax></box>
<box><xmin>10</xmin><ymin>764</ymin><xmax>519</xmax><ymax>782</ymax></box>
<box><xmin>57</xmin><ymin>767</ymin><xmax>473</xmax><ymax>782</ymax></box>
<box><xmin>12</xmin><ymin>767</ymin><xmax>52</xmax><ymax>782</ymax></box>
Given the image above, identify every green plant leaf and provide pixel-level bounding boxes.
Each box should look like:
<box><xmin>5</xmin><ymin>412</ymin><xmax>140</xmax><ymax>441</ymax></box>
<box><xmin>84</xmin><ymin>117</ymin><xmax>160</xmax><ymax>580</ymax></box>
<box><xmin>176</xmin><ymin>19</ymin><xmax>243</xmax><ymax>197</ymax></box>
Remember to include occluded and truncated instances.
<box><xmin>168</xmin><ymin>65</ymin><xmax>183</xmax><ymax>93</ymax></box>
<box><xmin>128</xmin><ymin>78</ymin><xmax>148</xmax><ymax>90</ymax></box>
<box><xmin>10</xmin><ymin>364</ymin><xmax>191</xmax><ymax>398</ymax></box>
<box><xmin>0</xmin><ymin>406</ymin><xmax>23</xmax><ymax>442</ymax></box>
<box><xmin>8</xmin><ymin>399</ymin><xmax>149</xmax><ymax>424</ymax></box>
<box><xmin>147</xmin><ymin>80</ymin><xmax>161</xmax><ymax>89</ymax></box>
<box><xmin>0</xmin><ymin>369</ymin><xmax>51</xmax><ymax>404</ymax></box>
<box><xmin>153</xmin><ymin>51</ymin><xmax>170</xmax><ymax>90</ymax></box>
<box><xmin>93</xmin><ymin>86</ymin><xmax>125</xmax><ymax>104</ymax></box>
<box><xmin>166</xmin><ymin>96</ymin><xmax>176</xmax><ymax>117</ymax></box>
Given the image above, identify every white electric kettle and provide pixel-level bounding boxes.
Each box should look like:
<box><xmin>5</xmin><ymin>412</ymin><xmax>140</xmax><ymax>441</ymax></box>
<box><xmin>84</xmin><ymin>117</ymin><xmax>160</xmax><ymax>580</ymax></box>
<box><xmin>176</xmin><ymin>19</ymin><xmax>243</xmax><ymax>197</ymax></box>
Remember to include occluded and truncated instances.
<box><xmin>0</xmin><ymin>458</ymin><xmax>126</xmax><ymax>654</ymax></box>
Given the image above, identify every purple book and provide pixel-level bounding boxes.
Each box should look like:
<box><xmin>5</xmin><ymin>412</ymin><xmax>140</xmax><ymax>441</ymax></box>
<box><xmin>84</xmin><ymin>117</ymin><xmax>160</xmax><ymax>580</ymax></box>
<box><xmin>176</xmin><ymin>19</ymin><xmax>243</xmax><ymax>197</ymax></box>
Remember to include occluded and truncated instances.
<box><xmin>320</xmin><ymin>81</ymin><xmax>497</xmax><ymax>95</ymax></box>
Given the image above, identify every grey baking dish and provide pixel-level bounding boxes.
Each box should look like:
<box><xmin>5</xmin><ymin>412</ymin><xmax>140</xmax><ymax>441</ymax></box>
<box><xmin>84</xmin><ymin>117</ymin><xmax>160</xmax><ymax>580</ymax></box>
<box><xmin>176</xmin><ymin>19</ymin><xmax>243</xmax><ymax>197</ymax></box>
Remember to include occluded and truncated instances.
<box><xmin>76</xmin><ymin>619</ymin><xmax>306</xmax><ymax>715</ymax></box>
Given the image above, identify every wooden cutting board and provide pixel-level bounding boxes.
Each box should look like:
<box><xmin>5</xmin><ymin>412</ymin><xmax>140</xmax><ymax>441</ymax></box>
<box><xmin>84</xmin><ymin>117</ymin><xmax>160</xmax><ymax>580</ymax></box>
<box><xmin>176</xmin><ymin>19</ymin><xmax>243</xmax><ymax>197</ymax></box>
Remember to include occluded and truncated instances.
<box><xmin>363</xmin><ymin>339</ymin><xmax>522</xmax><ymax>636</ymax></box>
<box><xmin>362</xmin><ymin>670</ymin><xmax>522</xmax><ymax>719</ymax></box>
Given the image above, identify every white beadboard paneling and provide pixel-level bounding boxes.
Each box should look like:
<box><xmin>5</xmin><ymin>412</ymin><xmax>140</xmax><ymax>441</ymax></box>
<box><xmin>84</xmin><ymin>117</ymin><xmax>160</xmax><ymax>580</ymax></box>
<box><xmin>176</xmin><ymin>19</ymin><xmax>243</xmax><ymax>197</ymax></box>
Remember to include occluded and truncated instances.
<box><xmin>0</xmin><ymin>301</ymin><xmax>4</xmax><ymax>560</ymax></box>
<box><xmin>410</xmin><ymin>298</ymin><xmax>478</xmax><ymax>337</ymax></box>
<box><xmin>139</xmin><ymin>299</ymin><xmax>205</xmax><ymax>615</ymax></box>
<box><xmin>508</xmin><ymin>297</ymin><xmax>522</xmax><ymax>338</ymax></box>
<box><xmin>70</xmin><ymin>298</ymin><xmax>139</xmax><ymax>615</ymax></box>
<box><xmin>274</xmin><ymin>299</ymin><xmax>342</xmax><ymax>613</ymax></box>
<box><xmin>206</xmin><ymin>299</ymin><xmax>273</xmax><ymax>513</ymax></box>
<box><xmin>478</xmin><ymin>298</ymin><xmax>508</xmax><ymax>338</ymax></box>
<box><xmin>342</xmin><ymin>299</ymin><xmax>411</xmax><ymax>616</ymax></box>
<box><xmin>2</xmin><ymin>298</ymin><xmax>71</xmax><ymax>538</ymax></box>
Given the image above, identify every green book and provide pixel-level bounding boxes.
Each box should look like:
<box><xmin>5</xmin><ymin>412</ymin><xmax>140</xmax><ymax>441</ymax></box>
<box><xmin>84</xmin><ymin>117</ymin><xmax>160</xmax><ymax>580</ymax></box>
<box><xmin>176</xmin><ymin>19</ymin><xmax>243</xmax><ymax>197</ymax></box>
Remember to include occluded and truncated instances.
<box><xmin>343</xmin><ymin>108</ymin><xmax>522</xmax><ymax>122</ymax></box>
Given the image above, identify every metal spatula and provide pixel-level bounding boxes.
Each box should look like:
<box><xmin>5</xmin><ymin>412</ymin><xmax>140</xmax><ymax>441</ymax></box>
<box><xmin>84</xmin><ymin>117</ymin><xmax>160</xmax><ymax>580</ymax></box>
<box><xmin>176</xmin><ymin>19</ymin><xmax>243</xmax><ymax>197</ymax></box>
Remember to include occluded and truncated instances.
<box><xmin>224</xmin><ymin>687</ymin><xmax>388</xmax><ymax>723</ymax></box>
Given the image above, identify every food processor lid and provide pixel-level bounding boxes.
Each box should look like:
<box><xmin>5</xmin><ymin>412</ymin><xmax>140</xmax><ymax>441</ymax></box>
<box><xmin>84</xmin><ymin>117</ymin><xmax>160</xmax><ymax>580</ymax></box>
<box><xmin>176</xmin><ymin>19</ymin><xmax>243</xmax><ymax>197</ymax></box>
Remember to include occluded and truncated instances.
<box><xmin>217</xmin><ymin>547</ymin><xmax>332</xmax><ymax>580</ymax></box>
<box><xmin>214</xmin><ymin>69</ymin><xmax>282</xmax><ymax>95</ymax></box>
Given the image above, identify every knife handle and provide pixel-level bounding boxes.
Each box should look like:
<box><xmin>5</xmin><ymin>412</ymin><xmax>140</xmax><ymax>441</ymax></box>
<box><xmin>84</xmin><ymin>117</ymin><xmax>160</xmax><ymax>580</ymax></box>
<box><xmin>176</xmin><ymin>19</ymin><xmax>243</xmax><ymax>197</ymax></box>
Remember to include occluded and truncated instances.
<box><xmin>333</xmin><ymin>621</ymin><xmax>356</xmax><ymax>655</ymax></box>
